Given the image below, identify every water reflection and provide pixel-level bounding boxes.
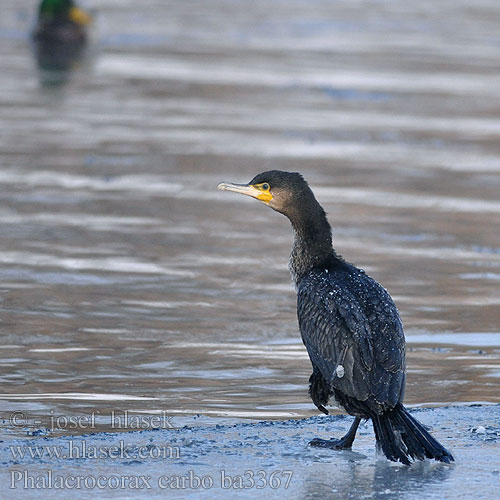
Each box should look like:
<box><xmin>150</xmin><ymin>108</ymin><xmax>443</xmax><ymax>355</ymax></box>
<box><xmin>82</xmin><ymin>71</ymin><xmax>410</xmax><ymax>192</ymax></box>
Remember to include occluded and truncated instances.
<box><xmin>303</xmin><ymin>459</ymin><xmax>453</xmax><ymax>500</ymax></box>
<box><xmin>31</xmin><ymin>38</ymin><xmax>87</xmax><ymax>87</ymax></box>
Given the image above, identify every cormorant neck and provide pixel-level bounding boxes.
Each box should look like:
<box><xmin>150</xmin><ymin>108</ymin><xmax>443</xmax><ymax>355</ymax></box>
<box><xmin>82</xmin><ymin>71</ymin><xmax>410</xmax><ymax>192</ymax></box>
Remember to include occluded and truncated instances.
<box><xmin>287</xmin><ymin>200</ymin><xmax>337</xmax><ymax>285</ymax></box>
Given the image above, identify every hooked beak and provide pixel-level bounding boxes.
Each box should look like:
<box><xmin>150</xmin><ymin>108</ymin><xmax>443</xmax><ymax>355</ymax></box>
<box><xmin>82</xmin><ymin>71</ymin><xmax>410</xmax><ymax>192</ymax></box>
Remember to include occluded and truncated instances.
<box><xmin>217</xmin><ymin>182</ymin><xmax>272</xmax><ymax>203</ymax></box>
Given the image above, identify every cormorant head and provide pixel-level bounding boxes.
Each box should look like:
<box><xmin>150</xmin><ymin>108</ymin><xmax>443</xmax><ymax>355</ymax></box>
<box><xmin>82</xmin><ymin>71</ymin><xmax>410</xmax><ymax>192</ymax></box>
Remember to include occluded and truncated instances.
<box><xmin>38</xmin><ymin>0</ymin><xmax>91</xmax><ymax>25</ymax></box>
<box><xmin>218</xmin><ymin>170</ymin><xmax>335</xmax><ymax>272</ymax></box>
<box><xmin>217</xmin><ymin>170</ymin><xmax>318</xmax><ymax>219</ymax></box>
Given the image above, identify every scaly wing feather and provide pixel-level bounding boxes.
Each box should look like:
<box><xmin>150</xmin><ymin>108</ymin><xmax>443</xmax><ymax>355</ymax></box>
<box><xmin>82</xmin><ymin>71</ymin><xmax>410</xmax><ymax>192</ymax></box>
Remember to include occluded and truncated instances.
<box><xmin>297</xmin><ymin>267</ymin><xmax>405</xmax><ymax>413</ymax></box>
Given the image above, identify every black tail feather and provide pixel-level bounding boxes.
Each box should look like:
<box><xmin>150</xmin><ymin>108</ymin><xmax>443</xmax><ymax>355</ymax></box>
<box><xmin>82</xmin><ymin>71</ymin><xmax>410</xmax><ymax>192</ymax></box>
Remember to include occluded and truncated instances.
<box><xmin>372</xmin><ymin>412</ymin><xmax>412</xmax><ymax>465</ymax></box>
<box><xmin>371</xmin><ymin>404</ymin><xmax>454</xmax><ymax>465</ymax></box>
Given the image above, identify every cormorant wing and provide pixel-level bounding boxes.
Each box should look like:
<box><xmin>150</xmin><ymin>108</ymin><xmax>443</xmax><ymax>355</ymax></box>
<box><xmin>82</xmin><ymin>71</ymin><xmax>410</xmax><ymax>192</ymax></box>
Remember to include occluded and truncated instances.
<box><xmin>297</xmin><ymin>268</ymin><xmax>405</xmax><ymax>411</ymax></box>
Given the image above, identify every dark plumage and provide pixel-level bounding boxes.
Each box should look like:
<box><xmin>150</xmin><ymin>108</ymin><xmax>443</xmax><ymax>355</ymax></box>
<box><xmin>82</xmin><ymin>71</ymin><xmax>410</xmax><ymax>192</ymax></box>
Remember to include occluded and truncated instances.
<box><xmin>31</xmin><ymin>0</ymin><xmax>92</xmax><ymax>87</ymax></box>
<box><xmin>218</xmin><ymin>170</ymin><xmax>454</xmax><ymax>465</ymax></box>
<box><xmin>33</xmin><ymin>0</ymin><xmax>91</xmax><ymax>43</ymax></box>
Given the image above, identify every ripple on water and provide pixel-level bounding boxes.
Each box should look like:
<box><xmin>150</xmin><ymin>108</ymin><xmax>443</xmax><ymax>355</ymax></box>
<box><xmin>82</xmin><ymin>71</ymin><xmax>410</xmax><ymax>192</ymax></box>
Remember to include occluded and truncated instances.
<box><xmin>0</xmin><ymin>0</ymin><xmax>500</xmax><ymax>433</ymax></box>
<box><xmin>407</xmin><ymin>332</ymin><xmax>500</xmax><ymax>347</ymax></box>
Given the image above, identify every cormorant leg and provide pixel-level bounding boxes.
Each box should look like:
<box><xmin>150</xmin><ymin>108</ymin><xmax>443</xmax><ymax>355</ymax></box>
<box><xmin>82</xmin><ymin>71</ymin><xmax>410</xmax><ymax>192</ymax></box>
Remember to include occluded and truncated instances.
<box><xmin>309</xmin><ymin>417</ymin><xmax>361</xmax><ymax>449</ymax></box>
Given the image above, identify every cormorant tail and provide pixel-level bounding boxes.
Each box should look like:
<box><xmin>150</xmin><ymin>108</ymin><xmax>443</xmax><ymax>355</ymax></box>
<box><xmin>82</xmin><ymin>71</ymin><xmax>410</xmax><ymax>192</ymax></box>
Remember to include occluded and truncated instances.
<box><xmin>371</xmin><ymin>404</ymin><xmax>454</xmax><ymax>465</ymax></box>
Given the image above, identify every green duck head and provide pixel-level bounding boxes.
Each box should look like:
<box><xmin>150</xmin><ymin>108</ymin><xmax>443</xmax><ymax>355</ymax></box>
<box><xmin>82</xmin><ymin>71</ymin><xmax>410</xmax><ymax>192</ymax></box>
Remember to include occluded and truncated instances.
<box><xmin>38</xmin><ymin>0</ymin><xmax>91</xmax><ymax>25</ymax></box>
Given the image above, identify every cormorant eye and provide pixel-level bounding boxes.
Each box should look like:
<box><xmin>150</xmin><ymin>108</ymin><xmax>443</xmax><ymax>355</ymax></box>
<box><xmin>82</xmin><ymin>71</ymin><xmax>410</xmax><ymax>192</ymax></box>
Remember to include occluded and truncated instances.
<box><xmin>262</xmin><ymin>183</ymin><xmax>270</xmax><ymax>191</ymax></box>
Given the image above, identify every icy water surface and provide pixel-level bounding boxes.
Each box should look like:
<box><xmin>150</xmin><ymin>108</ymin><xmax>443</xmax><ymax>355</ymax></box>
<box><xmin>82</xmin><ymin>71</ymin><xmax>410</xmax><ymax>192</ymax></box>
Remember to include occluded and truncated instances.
<box><xmin>0</xmin><ymin>0</ymin><xmax>499</xmax><ymax>447</ymax></box>
<box><xmin>2</xmin><ymin>405</ymin><xmax>500</xmax><ymax>499</ymax></box>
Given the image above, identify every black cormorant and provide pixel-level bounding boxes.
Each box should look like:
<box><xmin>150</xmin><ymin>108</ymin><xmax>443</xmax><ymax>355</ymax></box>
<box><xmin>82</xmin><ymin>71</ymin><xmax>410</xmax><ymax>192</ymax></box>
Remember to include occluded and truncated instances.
<box><xmin>217</xmin><ymin>170</ymin><xmax>454</xmax><ymax>465</ymax></box>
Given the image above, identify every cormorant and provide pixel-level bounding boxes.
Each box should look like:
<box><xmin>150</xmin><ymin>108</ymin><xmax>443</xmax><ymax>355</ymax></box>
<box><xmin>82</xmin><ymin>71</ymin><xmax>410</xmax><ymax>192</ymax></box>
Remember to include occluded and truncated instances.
<box><xmin>33</xmin><ymin>0</ymin><xmax>92</xmax><ymax>43</ymax></box>
<box><xmin>218</xmin><ymin>170</ymin><xmax>454</xmax><ymax>465</ymax></box>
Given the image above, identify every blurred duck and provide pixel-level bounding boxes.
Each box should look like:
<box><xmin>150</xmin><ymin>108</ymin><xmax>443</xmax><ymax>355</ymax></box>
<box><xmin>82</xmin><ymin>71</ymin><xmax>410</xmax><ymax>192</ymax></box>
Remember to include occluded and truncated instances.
<box><xmin>33</xmin><ymin>0</ymin><xmax>92</xmax><ymax>43</ymax></box>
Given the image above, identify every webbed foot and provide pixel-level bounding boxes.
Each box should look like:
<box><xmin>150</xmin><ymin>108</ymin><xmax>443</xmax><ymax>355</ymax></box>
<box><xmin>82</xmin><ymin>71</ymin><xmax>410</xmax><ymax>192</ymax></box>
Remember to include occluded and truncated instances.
<box><xmin>309</xmin><ymin>437</ymin><xmax>352</xmax><ymax>449</ymax></box>
<box><xmin>309</xmin><ymin>417</ymin><xmax>361</xmax><ymax>450</ymax></box>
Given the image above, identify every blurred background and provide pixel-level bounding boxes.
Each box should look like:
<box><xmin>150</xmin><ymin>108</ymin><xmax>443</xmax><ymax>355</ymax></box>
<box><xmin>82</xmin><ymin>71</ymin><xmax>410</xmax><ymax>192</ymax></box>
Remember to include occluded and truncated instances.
<box><xmin>0</xmin><ymin>0</ymin><xmax>499</xmax><ymax>435</ymax></box>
